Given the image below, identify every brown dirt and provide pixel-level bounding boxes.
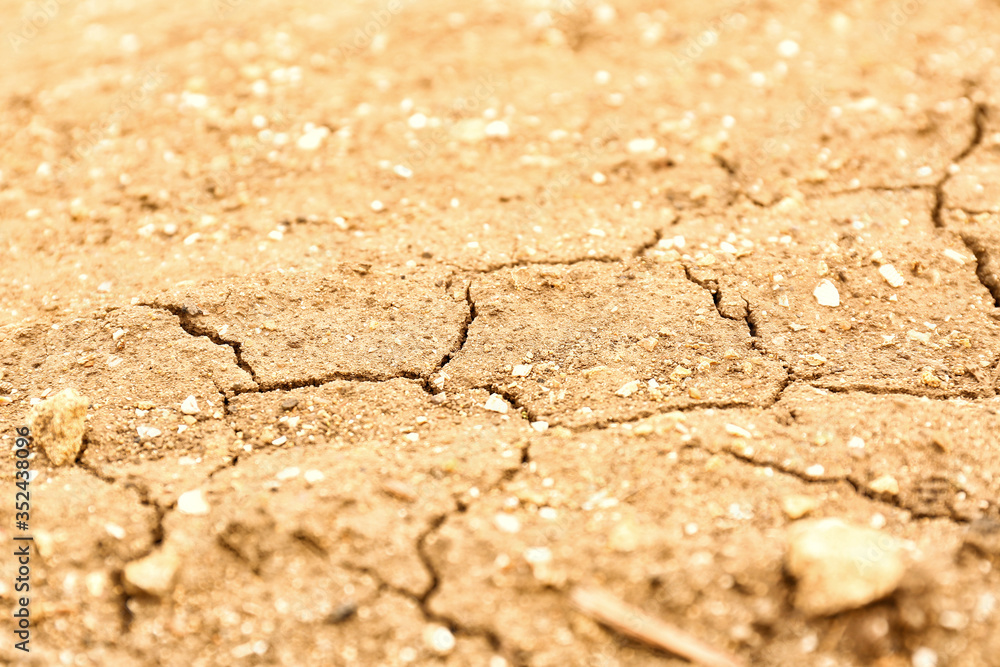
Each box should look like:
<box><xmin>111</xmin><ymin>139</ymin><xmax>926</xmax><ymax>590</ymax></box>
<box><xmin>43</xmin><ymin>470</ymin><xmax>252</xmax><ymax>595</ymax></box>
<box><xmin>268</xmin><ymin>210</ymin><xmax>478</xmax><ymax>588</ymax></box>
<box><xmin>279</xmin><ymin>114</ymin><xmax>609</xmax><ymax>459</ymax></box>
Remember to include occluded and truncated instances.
<box><xmin>2</xmin><ymin>0</ymin><xmax>1000</xmax><ymax>665</ymax></box>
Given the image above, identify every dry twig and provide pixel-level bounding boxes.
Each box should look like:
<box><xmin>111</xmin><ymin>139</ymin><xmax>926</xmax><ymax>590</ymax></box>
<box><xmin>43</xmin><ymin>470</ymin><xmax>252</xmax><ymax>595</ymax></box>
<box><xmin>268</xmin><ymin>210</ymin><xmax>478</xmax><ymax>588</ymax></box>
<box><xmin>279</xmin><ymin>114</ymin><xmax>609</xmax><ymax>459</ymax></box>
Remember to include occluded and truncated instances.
<box><xmin>569</xmin><ymin>585</ymin><xmax>745</xmax><ymax>667</ymax></box>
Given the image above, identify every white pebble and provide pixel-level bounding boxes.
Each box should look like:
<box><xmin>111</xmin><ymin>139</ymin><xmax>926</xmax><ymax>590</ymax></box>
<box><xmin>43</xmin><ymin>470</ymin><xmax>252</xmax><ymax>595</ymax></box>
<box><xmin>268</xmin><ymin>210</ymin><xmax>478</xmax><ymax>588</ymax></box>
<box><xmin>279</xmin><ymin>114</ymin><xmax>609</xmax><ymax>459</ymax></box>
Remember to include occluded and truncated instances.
<box><xmin>276</xmin><ymin>467</ymin><xmax>300</xmax><ymax>481</ymax></box>
<box><xmin>615</xmin><ymin>380</ymin><xmax>640</xmax><ymax>397</ymax></box>
<box><xmin>484</xmin><ymin>120</ymin><xmax>510</xmax><ymax>138</ymax></box>
<box><xmin>494</xmin><ymin>513</ymin><xmax>521</xmax><ymax>533</ymax></box>
<box><xmin>393</xmin><ymin>164</ymin><xmax>413</xmax><ymax>179</ymax></box>
<box><xmin>177</xmin><ymin>489</ymin><xmax>209</xmax><ymax>515</ymax></box>
<box><xmin>725</xmin><ymin>424</ymin><xmax>752</xmax><ymax>438</ymax></box>
<box><xmin>484</xmin><ymin>394</ymin><xmax>510</xmax><ymax>414</ymax></box>
<box><xmin>943</xmin><ymin>248</ymin><xmax>968</xmax><ymax>264</ymax></box>
<box><xmin>180</xmin><ymin>395</ymin><xmax>200</xmax><ymax>415</ymax></box>
<box><xmin>777</xmin><ymin>39</ymin><xmax>800</xmax><ymax>57</ymax></box>
<box><xmin>626</xmin><ymin>137</ymin><xmax>657</xmax><ymax>154</ymax></box>
<box><xmin>105</xmin><ymin>523</ymin><xmax>126</xmax><ymax>539</ymax></box>
<box><xmin>912</xmin><ymin>647</ymin><xmax>938</xmax><ymax>667</ymax></box>
<box><xmin>878</xmin><ymin>264</ymin><xmax>905</xmax><ymax>288</ymax></box>
<box><xmin>512</xmin><ymin>364</ymin><xmax>533</xmax><ymax>377</ymax></box>
<box><xmin>425</xmin><ymin>625</ymin><xmax>456</xmax><ymax>655</ymax></box>
<box><xmin>813</xmin><ymin>279</ymin><xmax>840</xmax><ymax>307</ymax></box>
<box><xmin>296</xmin><ymin>126</ymin><xmax>329</xmax><ymax>151</ymax></box>
<box><xmin>530</xmin><ymin>421</ymin><xmax>549</xmax><ymax>432</ymax></box>
<box><xmin>304</xmin><ymin>469</ymin><xmax>325</xmax><ymax>485</ymax></box>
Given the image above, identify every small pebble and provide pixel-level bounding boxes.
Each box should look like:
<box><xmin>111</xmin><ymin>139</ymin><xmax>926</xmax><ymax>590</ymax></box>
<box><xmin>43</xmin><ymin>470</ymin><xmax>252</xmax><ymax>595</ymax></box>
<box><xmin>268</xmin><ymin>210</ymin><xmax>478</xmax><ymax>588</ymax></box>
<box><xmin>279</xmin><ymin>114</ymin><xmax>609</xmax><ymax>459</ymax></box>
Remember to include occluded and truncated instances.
<box><xmin>911</xmin><ymin>647</ymin><xmax>938</xmax><ymax>667</ymax></box>
<box><xmin>725</xmin><ymin>424</ymin><xmax>752</xmax><ymax>438</ymax></box>
<box><xmin>484</xmin><ymin>120</ymin><xmax>510</xmax><ymax>139</ymax></box>
<box><xmin>805</xmin><ymin>464</ymin><xmax>825</xmax><ymax>477</ymax></box>
<box><xmin>494</xmin><ymin>513</ymin><xmax>521</xmax><ymax>533</ymax></box>
<box><xmin>180</xmin><ymin>395</ymin><xmax>200</xmax><ymax>415</ymax></box>
<box><xmin>484</xmin><ymin>394</ymin><xmax>510</xmax><ymax>414</ymax></box>
<box><xmin>943</xmin><ymin>249</ymin><xmax>967</xmax><ymax>265</ymax></box>
<box><xmin>280</xmin><ymin>397</ymin><xmax>299</xmax><ymax>411</ymax></box>
<box><xmin>626</xmin><ymin>137</ymin><xmax>657</xmax><ymax>154</ymax></box>
<box><xmin>512</xmin><ymin>364</ymin><xmax>533</xmax><ymax>377</ymax></box>
<box><xmin>813</xmin><ymin>279</ymin><xmax>840</xmax><ymax>307</ymax></box>
<box><xmin>137</xmin><ymin>425</ymin><xmax>162</xmax><ymax>439</ymax></box>
<box><xmin>782</xmin><ymin>495</ymin><xmax>819</xmax><ymax>520</ymax></box>
<box><xmin>105</xmin><ymin>523</ymin><xmax>126</xmax><ymax>539</ymax></box>
<box><xmin>615</xmin><ymin>380</ymin><xmax>640</xmax><ymax>397</ymax></box>
<box><xmin>123</xmin><ymin>548</ymin><xmax>180</xmax><ymax>598</ymax></box>
<box><xmin>869</xmin><ymin>474</ymin><xmax>900</xmax><ymax>496</ymax></box>
<box><xmin>382</xmin><ymin>479</ymin><xmax>418</xmax><ymax>502</ymax></box>
<box><xmin>296</xmin><ymin>126</ymin><xmax>329</xmax><ymax>150</ymax></box>
<box><xmin>424</xmin><ymin>625</ymin><xmax>456</xmax><ymax>655</ymax></box>
<box><xmin>304</xmin><ymin>470</ymin><xmax>325</xmax><ymax>485</ymax></box>
<box><xmin>325</xmin><ymin>601</ymin><xmax>358</xmax><ymax>624</ymax></box>
<box><xmin>177</xmin><ymin>489</ymin><xmax>210</xmax><ymax>515</ymax></box>
<box><xmin>878</xmin><ymin>264</ymin><xmax>905</xmax><ymax>288</ymax></box>
<box><xmin>777</xmin><ymin>39</ymin><xmax>800</xmax><ymax>57</ymax></box>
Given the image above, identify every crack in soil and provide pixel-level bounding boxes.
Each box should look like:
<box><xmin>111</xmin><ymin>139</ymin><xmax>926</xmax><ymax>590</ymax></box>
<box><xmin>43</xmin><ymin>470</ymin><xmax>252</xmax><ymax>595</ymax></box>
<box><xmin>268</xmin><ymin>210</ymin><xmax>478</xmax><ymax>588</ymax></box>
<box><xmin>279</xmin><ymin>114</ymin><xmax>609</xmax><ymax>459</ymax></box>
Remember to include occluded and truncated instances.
<box><xmin>708</xmin><ymin>442</ymin><xmax>974</xmax><ymax>525</ymax></box>
<box><xmin>816</xmin><ymin>382</ymin><xmax>984</xmax><ymax>400</ymax></box>
<box><xmin>342</xmin><ymin>506</ymin><xmax>520</xmax><ymax>664</ymax></box>
<box><xmin>437</xmin><ymin>281</ymin><xmax>476</xmax><ymax>368</ymax></box>
<box><xmin>74</xmin><ymin>461</ymin><xmax>169</xmax><ymax>634</ymax></box>
<box><xmin>959</xmin><ymin>233</ymin><xmax>1000</xmax><ymax>308</ymax></box>
<box><xmin>632</xmin><ymin>227</ymin><xmax>664</xmax><ymax>257</ymax></box>
<box><xmin>456</xmin><ymin>226</ymin><xmax>665</xmax><ymax>274</ymax></box>
<box><xmin>932</xmin><ymin>101</ymin><xmax>988</xmax><ymax>228</ymax></box>
<box><xmin>466</xmin><ymin>253</ymin><xmax>627</xmax><ymax>274</ymax></box>
<box><xmin>141</xmin><ymin>302</ymin><xmax>259</xmax><ymax>384</ymax></box>
<box><xmin>480</xmin><ymin>383</ymin><xmax>540</xmax><ymax>423</ymax></box>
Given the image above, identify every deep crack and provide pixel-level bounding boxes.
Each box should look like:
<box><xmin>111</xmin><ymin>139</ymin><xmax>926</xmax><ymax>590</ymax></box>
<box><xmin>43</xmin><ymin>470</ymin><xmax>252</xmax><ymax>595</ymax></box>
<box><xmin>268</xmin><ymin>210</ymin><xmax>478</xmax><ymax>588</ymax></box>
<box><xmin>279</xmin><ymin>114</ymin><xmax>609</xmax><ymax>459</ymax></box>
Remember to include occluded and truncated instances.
<box><xmin>932</xmin><ymin>101</ymin><xmax>988</xmax><ymax>227</ymax></box>
<box><xmin>438</xmin><ymin>282</ymin><xmax>477</xmax><ymax>368</ymax></box>
<box><xmin>632</xmin><ymin>227</ymin><xmax>664</xmax><ymax>257</ymax></box>
<box><xmin>482</xmin><ymin>383</ymin><xmax>540</xmax><ymax>423</ymax></box>
<box><xmin>142</xmin><ymin>302</ymin><xmax>258</xmax><ymax>383</ymax></box>
<box><xmin>960</xmin><ymin>233</ymin><xmax>1000</xmax><ymax>307</ymax></box>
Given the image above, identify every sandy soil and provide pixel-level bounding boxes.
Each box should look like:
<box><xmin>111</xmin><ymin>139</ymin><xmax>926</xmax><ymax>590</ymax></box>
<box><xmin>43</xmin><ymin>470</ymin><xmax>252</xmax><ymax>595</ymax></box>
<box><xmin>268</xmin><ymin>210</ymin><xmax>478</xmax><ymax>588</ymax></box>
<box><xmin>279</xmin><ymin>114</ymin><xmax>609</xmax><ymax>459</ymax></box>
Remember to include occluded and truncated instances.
<box><xmin>2</xmin><ymin>0</ymin><xmax>1000</xmax><ymax>665</ymax></box>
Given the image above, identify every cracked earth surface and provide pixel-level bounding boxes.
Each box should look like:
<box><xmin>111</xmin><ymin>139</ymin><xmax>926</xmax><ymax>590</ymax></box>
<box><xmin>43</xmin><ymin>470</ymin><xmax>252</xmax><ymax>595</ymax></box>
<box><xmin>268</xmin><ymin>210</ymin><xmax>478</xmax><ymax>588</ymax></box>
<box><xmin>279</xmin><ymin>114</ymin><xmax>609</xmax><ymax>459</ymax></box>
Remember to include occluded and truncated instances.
<box><xmin>3</xmin><ymin>0</ymin><xmax>1000</xmax><ymax>665</ymax></box>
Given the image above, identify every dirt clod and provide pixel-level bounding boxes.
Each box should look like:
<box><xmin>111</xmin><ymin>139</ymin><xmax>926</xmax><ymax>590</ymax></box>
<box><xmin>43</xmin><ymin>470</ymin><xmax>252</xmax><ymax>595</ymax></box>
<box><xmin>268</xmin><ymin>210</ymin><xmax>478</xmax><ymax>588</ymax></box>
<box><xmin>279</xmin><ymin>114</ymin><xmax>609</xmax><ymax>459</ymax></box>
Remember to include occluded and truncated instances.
<box><xmin>27</xmin><ymin>388</ymin><xmax>89</xmax><ymax>466</ymax></box>
<box><xmin>786</xmin><ymin>518</ymin><xmax>906</xmax><ymax>616</ymax></box>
